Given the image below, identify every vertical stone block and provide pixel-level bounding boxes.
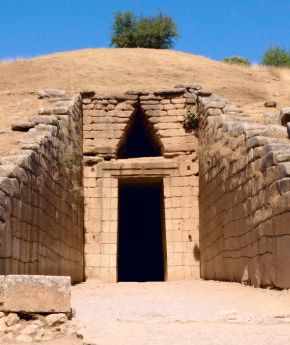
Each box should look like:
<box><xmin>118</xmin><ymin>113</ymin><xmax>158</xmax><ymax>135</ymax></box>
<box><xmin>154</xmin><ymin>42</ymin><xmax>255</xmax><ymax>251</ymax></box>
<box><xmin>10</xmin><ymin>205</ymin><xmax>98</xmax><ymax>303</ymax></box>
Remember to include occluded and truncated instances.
<box><xmin>273</xmin><ymin>236</ymin><xmax>290</xmax><ymax>288</ymax></box>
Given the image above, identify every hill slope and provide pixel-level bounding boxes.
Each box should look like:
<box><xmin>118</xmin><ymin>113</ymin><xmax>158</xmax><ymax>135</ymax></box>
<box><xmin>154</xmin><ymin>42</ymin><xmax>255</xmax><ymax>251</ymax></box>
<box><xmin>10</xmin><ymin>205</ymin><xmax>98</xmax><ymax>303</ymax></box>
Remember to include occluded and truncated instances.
<box><xmin>0</xmin><ymin>48</ymin><xmax>290</xmax><ymax>155</ymax></box>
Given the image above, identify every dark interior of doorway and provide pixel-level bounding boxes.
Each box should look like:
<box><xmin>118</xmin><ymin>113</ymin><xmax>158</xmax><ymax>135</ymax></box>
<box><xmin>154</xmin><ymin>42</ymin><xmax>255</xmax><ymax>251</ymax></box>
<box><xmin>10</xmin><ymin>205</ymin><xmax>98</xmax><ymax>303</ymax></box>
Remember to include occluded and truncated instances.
<box><xmin>117</xmin><ymin>107</ymin><xmax>162</xmax><ymax>159</ymax></box>
<box><xmin>118</xmin><ymin>179</ymin><xmax>166</xmax><ymax>282</ymax></box>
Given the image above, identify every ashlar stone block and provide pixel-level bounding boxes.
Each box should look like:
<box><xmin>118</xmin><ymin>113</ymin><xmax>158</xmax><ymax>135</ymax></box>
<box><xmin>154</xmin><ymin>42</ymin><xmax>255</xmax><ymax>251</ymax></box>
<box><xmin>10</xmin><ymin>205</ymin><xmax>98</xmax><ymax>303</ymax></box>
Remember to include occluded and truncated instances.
<box><xmin>3</xmin><ymin>275</ymin><xmax>71</xmax><ymax>313</ymax></box>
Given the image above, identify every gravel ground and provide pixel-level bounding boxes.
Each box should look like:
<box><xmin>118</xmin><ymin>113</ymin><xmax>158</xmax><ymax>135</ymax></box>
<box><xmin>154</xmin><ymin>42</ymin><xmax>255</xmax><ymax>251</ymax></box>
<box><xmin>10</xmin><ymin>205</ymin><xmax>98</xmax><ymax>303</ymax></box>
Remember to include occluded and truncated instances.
<box><xmin>72</xmin><ymin>280</ymin><xmax>290</xmax><ymax>345</ymax></box>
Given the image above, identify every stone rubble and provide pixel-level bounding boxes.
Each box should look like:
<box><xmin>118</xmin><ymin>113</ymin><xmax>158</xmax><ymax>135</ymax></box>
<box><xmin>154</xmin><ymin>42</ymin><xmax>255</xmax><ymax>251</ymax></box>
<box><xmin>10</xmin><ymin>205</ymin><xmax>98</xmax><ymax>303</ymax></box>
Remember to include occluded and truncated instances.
<box><xmin>37</xmin><ymin>89</ymin><xmax>66</xmax><ymax>99</ymax></box>
<box><xmin>0</xmin><ymin>311</ymin><xmax>79</xmax><ymax>343</ymax></box>
<box><xmin>264</xmin><ymin>100</ymin><xmax>277</xmax><ymax>108</ymax></box>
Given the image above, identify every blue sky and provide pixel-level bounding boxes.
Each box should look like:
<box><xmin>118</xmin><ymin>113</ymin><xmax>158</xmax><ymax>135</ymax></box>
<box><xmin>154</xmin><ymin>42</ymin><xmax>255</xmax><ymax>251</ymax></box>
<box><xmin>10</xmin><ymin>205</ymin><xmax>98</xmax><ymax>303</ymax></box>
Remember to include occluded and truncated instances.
<box><xmin>0</xmin><ymin>0</ymin><xmax>290</xmax><ymax>62</ymax></box>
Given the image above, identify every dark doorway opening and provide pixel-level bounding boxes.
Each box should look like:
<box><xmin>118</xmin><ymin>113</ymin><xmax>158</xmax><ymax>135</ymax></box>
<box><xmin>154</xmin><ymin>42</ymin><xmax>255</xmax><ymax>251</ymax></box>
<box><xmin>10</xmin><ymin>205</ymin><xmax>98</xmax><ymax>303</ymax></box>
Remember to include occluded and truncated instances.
<box><xmin>117</xmin><ymin>107</ymin><xmax>162</xmax><ymax>159</ymax></box>
<box><xmin>118</xmin><ymin>179</ymin><xmax>166</xmax><ymax>282</ymax></box>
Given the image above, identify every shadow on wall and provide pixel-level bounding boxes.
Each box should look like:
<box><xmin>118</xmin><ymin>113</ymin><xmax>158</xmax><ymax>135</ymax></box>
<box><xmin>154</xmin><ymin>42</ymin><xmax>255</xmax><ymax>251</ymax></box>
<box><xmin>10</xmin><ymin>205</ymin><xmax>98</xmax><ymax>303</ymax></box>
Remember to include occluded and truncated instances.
<box><xmin>193</xmin><ymin>244</ymin><xmax>200</xmax><ymax>261</ymax></box>
<box><xmin>117</xmin><ymin>106</ymin><xmax>163</xmax><ymax>159</ymax></box>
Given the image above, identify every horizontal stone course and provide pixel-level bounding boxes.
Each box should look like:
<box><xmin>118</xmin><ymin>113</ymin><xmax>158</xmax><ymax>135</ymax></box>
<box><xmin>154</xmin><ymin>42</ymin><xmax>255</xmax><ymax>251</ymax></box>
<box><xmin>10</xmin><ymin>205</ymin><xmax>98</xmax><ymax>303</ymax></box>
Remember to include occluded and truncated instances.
<box><xmin>198</xmin><ymin>91</ymin><xmax>290</xmax><ymax>288</ymax></box>
<box><xmin>82</xmin><ymin>90</ymin><xmax>199</xmax><ymax>161</ymax></box>
<box><xmin>0</xmin><ymin>92</ymin><xmax>84</xmax><ymax>283</ymax></box>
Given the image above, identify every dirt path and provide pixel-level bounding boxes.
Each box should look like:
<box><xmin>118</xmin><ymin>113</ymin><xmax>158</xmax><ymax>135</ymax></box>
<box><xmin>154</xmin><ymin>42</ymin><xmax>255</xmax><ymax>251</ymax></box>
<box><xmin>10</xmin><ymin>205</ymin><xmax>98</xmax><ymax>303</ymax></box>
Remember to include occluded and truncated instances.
<box><xmin>72</xmin><ymin>280</ymin><xmax>290</xmax><ymax>345</ymax></box>
<box><xmin>1</xmin><ymin>336</ymin><xmax>82</xmax><ymax>345</ymax></box>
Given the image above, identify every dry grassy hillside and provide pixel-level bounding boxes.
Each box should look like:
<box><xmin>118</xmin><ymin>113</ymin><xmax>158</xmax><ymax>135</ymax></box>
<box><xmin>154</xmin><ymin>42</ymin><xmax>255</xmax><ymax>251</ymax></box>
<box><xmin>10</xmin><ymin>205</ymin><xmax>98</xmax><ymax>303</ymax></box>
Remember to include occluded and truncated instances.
<box><xmin>0</xmin><ymin>48</ymin><xmax>290</xmax><ymax>155</ymax></box>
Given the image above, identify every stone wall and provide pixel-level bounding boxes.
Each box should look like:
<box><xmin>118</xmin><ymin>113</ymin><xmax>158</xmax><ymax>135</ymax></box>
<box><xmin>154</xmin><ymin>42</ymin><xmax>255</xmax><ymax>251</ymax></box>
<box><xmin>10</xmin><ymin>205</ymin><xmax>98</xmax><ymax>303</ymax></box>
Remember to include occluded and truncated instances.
<box><xmin>5</xmin><ymin>83</ymin><xmax>290</xmax><ymax>288</ymax></box>
<box><xmin>82</xmin><ymin>87</ymin><xmax>198</xmax><ymax>158</ymax></box>
<box><xmin>82</xmin><ymin>86</ymin><xmax>200</xmax><ymax>282</ymax></box>
<box><xmin>0</xmin><ymin>92</ymin><xmax>84</xmax><ymax>283</ymax></box>
<box><xmin>198</xmin><ymin>90</ymin><xmax>290</xmax><ymax>288</ymax></box>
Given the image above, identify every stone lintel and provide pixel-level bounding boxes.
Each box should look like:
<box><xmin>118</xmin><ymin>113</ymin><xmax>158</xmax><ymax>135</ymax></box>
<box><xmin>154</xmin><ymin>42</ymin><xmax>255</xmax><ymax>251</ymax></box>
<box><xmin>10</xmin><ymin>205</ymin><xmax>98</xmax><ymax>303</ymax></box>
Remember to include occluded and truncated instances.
<box><xmin>83</xmin><ymin>146</ymin><xmax>115</xmax><ymax>155</ymax></box>
<box><xmin>125</xmin><ymin>90</ymin><xmax>150</xmax><ymax>96</ymax></box>
<box><xmin>98</xmin><ymin>157</ymin><xmax>179</xmax><ymax>171</ymax></box>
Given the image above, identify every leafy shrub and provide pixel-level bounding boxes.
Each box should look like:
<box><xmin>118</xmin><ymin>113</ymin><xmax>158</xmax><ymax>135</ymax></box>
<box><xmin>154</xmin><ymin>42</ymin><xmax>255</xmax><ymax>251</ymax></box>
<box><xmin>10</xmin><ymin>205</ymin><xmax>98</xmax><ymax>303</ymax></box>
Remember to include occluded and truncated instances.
<box><xmin>111</xmin><ymin>11</ymin><xmax>179</xmax><ymax>49</ymax></box>
<box><xmin>223</xmin><ymin>56</ymin><xmax>250</xmax><ymax>66</ymax></box>
<box><xmin>183</xmin><ymin>110</ymin><xmax>198</xmax><ymax>132</ymax></box>
<box><xmin>261</xmin><ymin>46</ymin><xmax>290</xmax><ymax>67</ymax></box>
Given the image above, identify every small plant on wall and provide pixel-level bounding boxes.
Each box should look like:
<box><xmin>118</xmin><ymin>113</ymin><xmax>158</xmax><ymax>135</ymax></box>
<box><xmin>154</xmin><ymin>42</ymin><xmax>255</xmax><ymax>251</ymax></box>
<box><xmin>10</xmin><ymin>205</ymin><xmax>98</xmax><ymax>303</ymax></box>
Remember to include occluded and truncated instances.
<box><xmin>183</xmin><ymin>108</ymin><xmax>198</xmax><ymax>133</ymax></box>
<box><xmin>59</xmin><ymin>147</ymin><xmax>80</xmax><ymax>171</ymax></box>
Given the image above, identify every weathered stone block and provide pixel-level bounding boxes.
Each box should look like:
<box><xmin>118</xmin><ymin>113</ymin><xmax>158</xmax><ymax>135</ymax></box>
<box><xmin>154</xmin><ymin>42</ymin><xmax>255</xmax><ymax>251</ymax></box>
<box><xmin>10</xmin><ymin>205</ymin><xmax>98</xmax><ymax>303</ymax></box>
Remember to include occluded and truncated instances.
<box><xmin>145</xmin><ymin>110</ymin><xmax>167</xmax><ymax>117</ymax></box>
<box><xmin>162</xmin><ymin>103</ymin><xmax>175</xmax><ymax>110</ymax></box>
<box><xmin>139</xmin><ymin>95</ymin><xmax>162</xmax><ymax>101</ymax></box>
<box><xmin>154</xmin><ymin>88</ymin><xmax>185</xmax><ymax>96</ymax></box>
<box><xmin>276</xmin><ymin>178</ymin><xmax>290</xmax><ymax>194</ymax></box>
<box><xmin>197</xmin><ymin>90</ymin><xmax>212</xmax><ymax>97</ymax></box>
<box><xmin>171</xmin><ymin>98</ymin><xmax>186</xmax><ymax>104</ymax></box>
<box><xmin>141</xmin><ymin>104</ymin><xmax>163</xmax><ymax>111</ymax></box>
<box><xmin>11</xmin><ymin>121</ymin><xmax>36</xmax><ymax>131</ymax></box>
<box><xmin>3</xmin><ymin>275</ymin><xmax>71</xmax><ymax>313</ymax></box>
<box><xmin>273</xmin><ymin>236</ymin><xmax>290</xmax><ymax>288</ymax></box>
<box><xmin>246</xmin><ymin>136</ymin><xmax>272</xmax><ymax>149</ymax></box>
<box><xmin>0</xmin><ymin>177</ymin><xmax>19</xmax><ymax>197</ymax></box>
<box><xmin>38</xmin><ymin>89</ymin><xmax>66</xmax><ymax>99</ymax></box>
<box><xmin>264</xmin><ymin>100</ymin><xmax>276</xmax><ymax>108</ymax></box>
<box><xmin>167</xmin><ymin>109</ymin><xmax>187</xmax><ymax>116</ymax></box>
<box><xmin>115</xmin><ymin>102</ymin><xmax>134</xmax><ymax>111</ymax></box>
<box><xmin>277</xmin><ymin>162</ymin><xmax>290</xmax><ymax>179</ymax></box>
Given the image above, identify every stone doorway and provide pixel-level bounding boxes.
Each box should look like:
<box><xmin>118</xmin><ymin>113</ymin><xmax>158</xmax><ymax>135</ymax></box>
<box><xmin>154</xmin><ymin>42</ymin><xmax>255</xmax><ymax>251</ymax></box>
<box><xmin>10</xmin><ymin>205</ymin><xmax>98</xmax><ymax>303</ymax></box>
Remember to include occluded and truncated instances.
<box><xmin>118</xmin><ymin>178</ymin><xmax>166</xmax><ymax>282</ymax></box>
<box><xmin>82</xmin><ymin>88</ymin><xmax>200</xmax><ymax>282</ymax></box>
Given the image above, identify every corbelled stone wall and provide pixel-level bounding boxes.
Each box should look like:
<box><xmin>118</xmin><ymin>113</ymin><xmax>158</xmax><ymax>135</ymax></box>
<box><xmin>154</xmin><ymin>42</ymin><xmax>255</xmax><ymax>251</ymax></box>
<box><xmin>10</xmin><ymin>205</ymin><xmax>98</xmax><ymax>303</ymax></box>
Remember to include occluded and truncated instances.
<box><xmin>82</xmin><ymin>87</ymin><xmax>200</xmax><ymax>282</ymax></box>
<box><xmin>0</xmin><ymin>93</ymin><xmax>84</xmax><ymax>283</ymax></box>
<box><xmin>198</xmin><ymin>90</ymin><xmax>290</xmax><ymax>288</ymax></box>
<box><xmin>82</xmin><ymin>88</ymin><xmax>198</xmax><ymax>158</ymax></box>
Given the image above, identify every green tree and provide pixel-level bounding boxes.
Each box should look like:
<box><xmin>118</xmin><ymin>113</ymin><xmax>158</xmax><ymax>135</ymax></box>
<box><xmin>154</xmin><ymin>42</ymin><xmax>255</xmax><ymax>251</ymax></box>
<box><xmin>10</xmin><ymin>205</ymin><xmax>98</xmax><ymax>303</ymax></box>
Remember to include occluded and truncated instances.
<box><xmin>111</xmin><ymin>11</ymin><xmax>179</xmax><ymax>49</ymax></box>
<box><xmin>223</xmin><ymin>56</ymin><xmax>250</xmax><ymax>66</ymax></box>
<box><xmin>261</xmin><ymin>46</ymin><xmax>290</xmax><ymax>67</ymax></box>
<box><xmin>111</xmin><ymin>12</ymin><xmax>138</xmax><ymax>48</ymax></box>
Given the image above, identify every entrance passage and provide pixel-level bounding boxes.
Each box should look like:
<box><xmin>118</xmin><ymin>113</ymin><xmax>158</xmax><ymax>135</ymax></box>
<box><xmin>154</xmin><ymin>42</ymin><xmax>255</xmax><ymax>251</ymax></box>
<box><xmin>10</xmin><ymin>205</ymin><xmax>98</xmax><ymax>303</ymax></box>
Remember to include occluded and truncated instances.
<box><xmin>118</xmin><ymin>179</ymin><xmax>166</xmax><ymax>282</ymax></box>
